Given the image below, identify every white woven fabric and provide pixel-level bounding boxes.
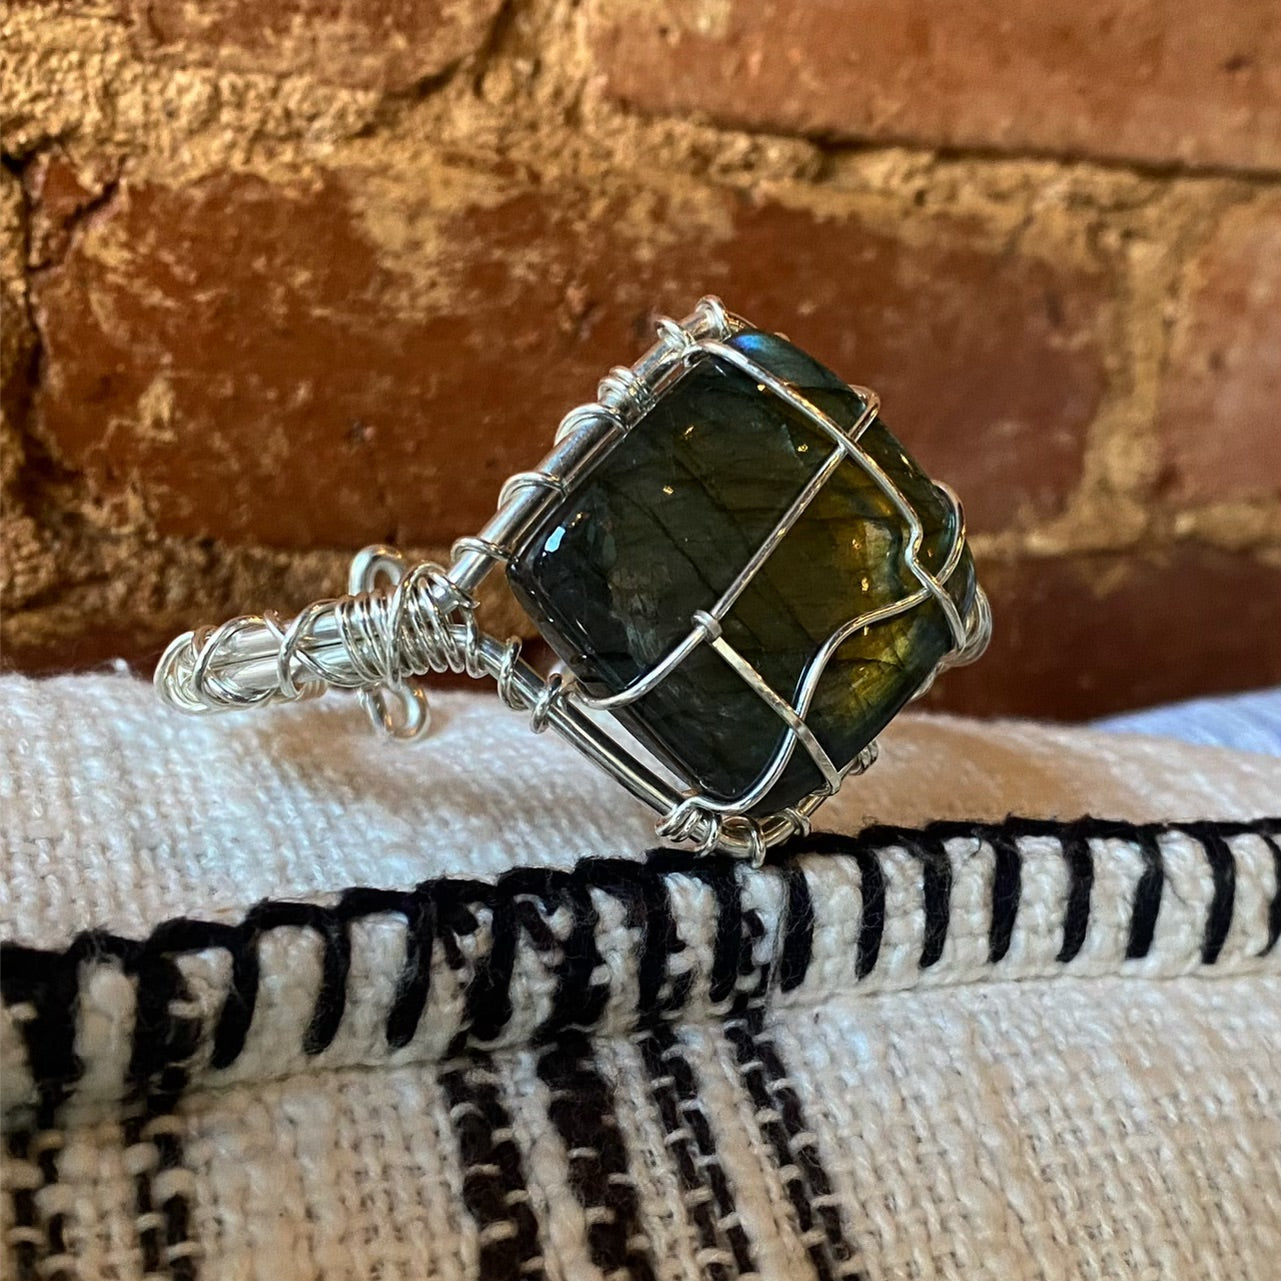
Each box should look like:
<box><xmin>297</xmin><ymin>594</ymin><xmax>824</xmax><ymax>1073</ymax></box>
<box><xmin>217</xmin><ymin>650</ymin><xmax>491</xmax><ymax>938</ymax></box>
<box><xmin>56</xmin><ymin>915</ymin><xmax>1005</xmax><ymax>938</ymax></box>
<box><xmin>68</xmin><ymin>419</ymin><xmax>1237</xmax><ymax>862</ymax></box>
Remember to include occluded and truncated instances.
<box><xmin>3</xmin><ymin>673</ymin><xmax>1278</xmax><ymax>940</ymax></box>
<box><xmin>1095</xmin><ymin>685</ymin><xmax>1281</xmax><ymax>756</ymax></box>
<box><xmin>1</xmin><ymin>672</ymin><xmax>1279</xmax><ymax>1281</ymax></box>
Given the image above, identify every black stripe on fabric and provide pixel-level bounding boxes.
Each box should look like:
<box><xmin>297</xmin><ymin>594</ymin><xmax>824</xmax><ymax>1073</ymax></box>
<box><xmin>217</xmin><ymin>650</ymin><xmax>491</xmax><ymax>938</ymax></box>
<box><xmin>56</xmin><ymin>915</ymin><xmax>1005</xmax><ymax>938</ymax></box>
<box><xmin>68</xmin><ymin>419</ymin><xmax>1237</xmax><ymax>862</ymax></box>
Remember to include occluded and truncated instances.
<box><xmin>4</xmin><ymin>1130</ymin><xmax>40</xmax><ymax>1281</ymax></box>
<box><xmin>723</xmin><ymin>978</ymin><xmax>861</xmax><ymax>1279</ymax></box>
<box><xmin>122</xmin><ymin>942</ymin><xmax>202</xmax><ymax>1281</ymax></box>
<box><xmin>1</xmin><ymin>939</ymin><xmax>84</xmax><ymax>1281</ymax></box>
<box><xmin>510</xmin><ymin>867</ymin><xmax>700</xmax><ymax>1280</ymax></box>
<box><xmin>1178</xmin><ymin>823</ymin><xmax>1237</xmax><ymax>965</ymax></box>
<box><xmin>737</xmin><ymin>1010</ymin><xmax>865</xmax><ymax>1281</ymax></box>
<box><xmin>537</xmin><ymin>1032</ymin><xmax>657</xmax><ymax>1281</ymax></box>
<box><xmin>123</xmin><ymin>1110</ymin><xmax>165</xmax><ymax>1280</ymax></box>
<box><xmin>1056</xmin><ymin>827</ymin><xmax>1095</xmax><ymax>963</ymax></box>
<box><xmin>635</xmin><ymin>1021</ymin><xmax>756</xmax><ymax>1280</ymax></box>
<box><xmin>520</xmin><ymin>862</ymin><xmax>752</xmax><ymax>1280</ymax></box>
<box><xmin>151</xmin><ymin>1119</ymin><xmax>197</xmax><ymax>1281</ymax></box>
<box><xmin>689</xmin><ymin>861</ymin><xmax>862</xmax><ymax>1281</ymax></box>
<box><xmin>16</xmin><ymin>927</ymin><xmax>208</xmax><ymax>1281</ymax></box>
<box><xmin>429</xmin><ymin>879</ymin><xmax>547</xmax><ymax>1281</ymax></box>
<box><xmin>439</xmin><ymin>1046</ymin><xmax>546</xmax><ymax>1281</ymax></box>
<box><xmin>611</xmin><ymin>862</ymin><xmax>758</xmax><ymax>1279</ymax></box>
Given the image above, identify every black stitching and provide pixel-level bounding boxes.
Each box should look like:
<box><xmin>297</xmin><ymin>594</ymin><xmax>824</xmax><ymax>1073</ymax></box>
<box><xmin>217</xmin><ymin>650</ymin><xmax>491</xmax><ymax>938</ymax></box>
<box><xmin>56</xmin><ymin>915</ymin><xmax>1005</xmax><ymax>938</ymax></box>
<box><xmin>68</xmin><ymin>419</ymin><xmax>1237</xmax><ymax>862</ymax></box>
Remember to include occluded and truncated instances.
<box><xmin>387</xmin><ymin>886</ymin><xmax>436</xmax><ymax>1049</ymax></box>
<box><xmin>251</xmin><ymin>901</ymin><xmax>351</xmax><ymax>1055</ymax></box>
<box><xmin>987</xmin><ymin>829</ymin><xmax>1023</xmax><ymax>964</ymax></box>
<box><xmin>679</xmin><ymin>858</ymin><xmax>743</xmax><ymax>1006</ymax></box>
<box><xmin>146</xmin><ymin>918</ymin><xmax>239</xmax><ymax>957</ymax></box>
<box><xmin>210</xmin><ymin>922</ymin><xmax>258</xmax><ymax>1070</ymax></box>
<box><xmin>131</xmin><ymin>948</ymin><xmax>199</xmax><ymax>1092</ymax></box>
<box><xmin>778</xmin><ymin>862</ymin><xmax>815</xmax><ymax>993</ymax></box>
<box><xmin>1127</xmin><ymin>829</ymin><xmax>1166</xmax><ymax>960</ymax></box>
<box><xmin>461</xmin><ymin>882</ymin><xmax>516</xmax><ymax>1045</ymax></box>
<box><xmin>645</xmin><ymin>847</ymin><xmax>747</xmax><ymax>1007</ymax></box>
<box><xmin>787</xmin><ymin>832</ymin><xmax>884</xmax><ymax>980</ymax></box>
<box><xmin>1057</xmin><ymin>824</ymin><xmax>1095</xmax><ymax>963</ymax></box>
<box><xmin>0</xmin><ymin>946</ymin><xmax>80</xmax><ymax>1104</ymax></box>
<box><xmin>520</xmin><ymin>869</ymin><xmax>611</xmax><ymax>1039</ymax></box>
<box><xmin>1263</xmin><ymin>832</ymin><xmax>1281</xmax><ymax>957</ymax></box>
<box><xmin>870</xmin><ymin>826</ymin><xmax>952</xmax><ymax>969</ymax></box>
<box><xmin>852</xmin><ymin>843</ymin><xmax>887</xmax><ymax>980</ymax></box>
<box><xmin>3</xmin><ymin>816</ymin><xmax>1277</xmax><ymax>1100</ymax></box>
<box><xmin>1178</xmin><ymin>822</ymin><xmax>1237</xmax><ymax>965</ymax></box>
<box><xmin>5</xmin><ymin>815</ymin><xmax>1279</xmax><ymax>1281</ymax></box>
<box><xmin>583</xmin><ymin>856</ymin><xmax>691</xmax><ymax>1017</ymax></box>
<box><xmin>431</xmin><ymin>879</ymin><xmax>504</xmax><ymax>1045</ymax></box>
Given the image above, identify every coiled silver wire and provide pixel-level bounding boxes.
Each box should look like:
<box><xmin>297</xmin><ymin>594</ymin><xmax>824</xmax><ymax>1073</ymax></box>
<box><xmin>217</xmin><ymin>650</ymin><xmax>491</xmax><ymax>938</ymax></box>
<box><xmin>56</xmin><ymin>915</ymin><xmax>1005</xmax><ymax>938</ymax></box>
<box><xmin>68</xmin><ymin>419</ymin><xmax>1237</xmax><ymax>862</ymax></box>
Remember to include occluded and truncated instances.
<box><xmin>156</xmin><ymin>547</ymin><xmax>523</xmax><ymax>742</ymax></box>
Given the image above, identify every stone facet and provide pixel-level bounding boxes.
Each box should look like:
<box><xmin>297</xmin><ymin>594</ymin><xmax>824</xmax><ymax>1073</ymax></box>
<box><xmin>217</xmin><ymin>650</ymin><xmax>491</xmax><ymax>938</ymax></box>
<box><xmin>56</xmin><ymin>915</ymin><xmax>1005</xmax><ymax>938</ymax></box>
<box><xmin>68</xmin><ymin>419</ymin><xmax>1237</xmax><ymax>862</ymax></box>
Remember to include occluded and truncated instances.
<box><xmin>508</xmin><ymin>330</ymin><xmax>976</xmax><ymax>815</ymax></box>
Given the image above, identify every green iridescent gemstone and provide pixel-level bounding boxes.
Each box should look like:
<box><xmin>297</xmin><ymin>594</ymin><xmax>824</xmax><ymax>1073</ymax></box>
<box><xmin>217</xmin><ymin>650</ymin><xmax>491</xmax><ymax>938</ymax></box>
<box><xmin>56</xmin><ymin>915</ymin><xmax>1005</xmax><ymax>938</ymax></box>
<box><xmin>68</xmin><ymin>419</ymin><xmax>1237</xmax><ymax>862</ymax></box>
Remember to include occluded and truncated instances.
<box><xmin>508</xmin><ymin>329</ymin><xmax>976</xmax><ymax>816</ymax></box>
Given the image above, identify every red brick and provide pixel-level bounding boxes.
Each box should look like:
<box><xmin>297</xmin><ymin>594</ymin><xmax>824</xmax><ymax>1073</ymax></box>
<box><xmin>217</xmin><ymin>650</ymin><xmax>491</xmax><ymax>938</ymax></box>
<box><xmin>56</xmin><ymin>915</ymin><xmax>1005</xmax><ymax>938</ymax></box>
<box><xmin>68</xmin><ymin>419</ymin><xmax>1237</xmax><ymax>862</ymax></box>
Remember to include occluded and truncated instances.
<box><xmin>29</xmin><ymin>164</ymin><xmax>1106</xmax><ymax>549</ymax></box>
<box><xmin>589</xmin><ymin>0</ymin><xmax>1281</xmax><ymax>174</ymax></box>
<box><xmin>25</xmin><ymin>152</ymin><xmax>121</xmax><ymax>268</ymax></box>
<box><xmin>1</xmin><ymin>169</ymin><xmax>35</xmax><ymax>479</ymax></box>
<box><xmin>921</xmin><ymin>546</ymin><xmax>1281</xmax><ymax>720</ymax></box>
<box><xmin>0</xmin><ymin>278</ymin><xmax>32</xmax><ymax>442</ymax></box>
<box><xmin>1158</xmin><ymin>199</ymin><xmax>1281</xmax><ymax>503</ymax></box>
<box><xmin>120</xmin><ymin>0</ymin><xmax>505</xmax><ymax>92</ymax></box>
<box><xmin>0</xmin><ymin>536</ymin><xmax>528</xmax><ymax>677</ymax></box>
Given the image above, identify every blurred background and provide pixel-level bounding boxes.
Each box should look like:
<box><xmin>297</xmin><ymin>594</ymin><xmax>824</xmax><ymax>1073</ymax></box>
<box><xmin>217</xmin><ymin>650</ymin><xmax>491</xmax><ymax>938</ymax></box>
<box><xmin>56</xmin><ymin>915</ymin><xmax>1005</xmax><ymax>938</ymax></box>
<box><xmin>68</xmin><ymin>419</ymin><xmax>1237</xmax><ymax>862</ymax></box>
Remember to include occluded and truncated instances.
<box><xmin>1</xmin><ymin>0</ymin><xmax>1278</xmax><ymax>719</ymax></box>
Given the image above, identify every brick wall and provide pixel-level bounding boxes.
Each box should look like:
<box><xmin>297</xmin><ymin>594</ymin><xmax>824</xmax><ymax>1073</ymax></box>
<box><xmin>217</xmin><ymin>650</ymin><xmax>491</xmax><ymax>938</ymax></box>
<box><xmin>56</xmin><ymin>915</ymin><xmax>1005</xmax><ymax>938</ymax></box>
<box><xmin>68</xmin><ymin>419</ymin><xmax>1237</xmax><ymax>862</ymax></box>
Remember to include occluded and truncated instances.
<box><xmin>2</xmin><ymin>0</ymin><xmax>1279</xmax><ymax>718</ymax></box>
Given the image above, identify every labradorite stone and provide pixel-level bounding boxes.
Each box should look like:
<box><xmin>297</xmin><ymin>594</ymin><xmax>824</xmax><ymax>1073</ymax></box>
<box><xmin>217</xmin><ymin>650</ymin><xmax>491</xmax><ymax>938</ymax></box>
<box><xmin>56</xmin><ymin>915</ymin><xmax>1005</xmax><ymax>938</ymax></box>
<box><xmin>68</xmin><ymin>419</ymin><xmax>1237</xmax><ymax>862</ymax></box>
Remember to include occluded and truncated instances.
<box><xmin>508</xmin><ymin>329</ymin><xmax>976</xmax><ymax>815</ymax></box>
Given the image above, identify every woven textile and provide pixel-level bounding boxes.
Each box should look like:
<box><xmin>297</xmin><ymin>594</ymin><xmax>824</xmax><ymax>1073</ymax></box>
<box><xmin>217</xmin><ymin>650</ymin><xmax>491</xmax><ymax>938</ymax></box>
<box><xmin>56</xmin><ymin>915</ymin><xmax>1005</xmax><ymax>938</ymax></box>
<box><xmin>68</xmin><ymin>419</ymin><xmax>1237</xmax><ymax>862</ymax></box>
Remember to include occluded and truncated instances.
<box><xmin>2</xmin><ymin>673</ymin><xmax>1279</xmax><ymax>1281</ymax></box>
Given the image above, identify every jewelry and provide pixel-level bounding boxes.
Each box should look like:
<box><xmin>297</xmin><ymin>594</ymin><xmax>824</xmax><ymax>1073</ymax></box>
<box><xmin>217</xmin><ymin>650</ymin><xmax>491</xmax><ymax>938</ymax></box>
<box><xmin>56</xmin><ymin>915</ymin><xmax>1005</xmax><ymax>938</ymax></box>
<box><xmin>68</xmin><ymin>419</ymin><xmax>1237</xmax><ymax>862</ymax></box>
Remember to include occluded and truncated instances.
<box><xmin>156</xmin><ymin>298</ymin><xmax>990</xmax><ymax>862</ymax></box>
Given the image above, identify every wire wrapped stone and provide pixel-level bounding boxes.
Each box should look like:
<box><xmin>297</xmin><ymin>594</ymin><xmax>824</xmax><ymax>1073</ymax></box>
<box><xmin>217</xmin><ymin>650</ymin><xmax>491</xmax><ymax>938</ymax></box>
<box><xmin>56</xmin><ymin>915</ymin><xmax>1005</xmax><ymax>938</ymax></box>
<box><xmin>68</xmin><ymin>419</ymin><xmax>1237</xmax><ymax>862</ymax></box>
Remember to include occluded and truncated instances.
<box><xmin>154</xmin><ymin>298</ymin><xmax>991</xmax><ymax>860</ymax></box>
